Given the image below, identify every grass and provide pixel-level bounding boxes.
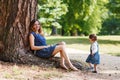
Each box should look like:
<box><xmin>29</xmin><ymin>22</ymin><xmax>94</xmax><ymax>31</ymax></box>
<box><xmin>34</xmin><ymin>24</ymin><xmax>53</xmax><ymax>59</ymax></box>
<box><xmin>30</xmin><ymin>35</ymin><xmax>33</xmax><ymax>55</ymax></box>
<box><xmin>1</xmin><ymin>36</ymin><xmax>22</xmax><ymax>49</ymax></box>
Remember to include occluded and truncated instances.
<box><xmin>1</xmin><ymin>63</ymin><xmax>64</xmax><ymax>80</ymax></box>
<box><xmin>46</xmin><ymin>35</ymin><xmax>120</xmax><ymax>56</ymax></box>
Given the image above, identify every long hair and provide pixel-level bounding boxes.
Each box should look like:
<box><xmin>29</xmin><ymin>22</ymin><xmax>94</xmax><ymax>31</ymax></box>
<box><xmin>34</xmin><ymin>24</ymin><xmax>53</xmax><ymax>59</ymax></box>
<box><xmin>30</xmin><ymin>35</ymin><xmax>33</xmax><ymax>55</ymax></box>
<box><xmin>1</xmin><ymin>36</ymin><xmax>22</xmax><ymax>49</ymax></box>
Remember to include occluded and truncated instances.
<box><xmin>29</xmin><ymin>19</ymin><xmax>43</xmax><ymax>35</ymax></box>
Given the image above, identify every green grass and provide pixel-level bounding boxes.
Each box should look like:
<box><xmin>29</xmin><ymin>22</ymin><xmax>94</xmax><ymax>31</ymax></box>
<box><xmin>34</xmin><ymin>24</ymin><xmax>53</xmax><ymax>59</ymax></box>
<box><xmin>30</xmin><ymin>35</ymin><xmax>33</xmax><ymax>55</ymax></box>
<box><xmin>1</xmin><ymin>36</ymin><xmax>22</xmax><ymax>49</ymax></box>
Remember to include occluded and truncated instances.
<box><xmin>46</xmin><ymin>36</ymin><xmax>120</xmax><ymax>56</ymax></box>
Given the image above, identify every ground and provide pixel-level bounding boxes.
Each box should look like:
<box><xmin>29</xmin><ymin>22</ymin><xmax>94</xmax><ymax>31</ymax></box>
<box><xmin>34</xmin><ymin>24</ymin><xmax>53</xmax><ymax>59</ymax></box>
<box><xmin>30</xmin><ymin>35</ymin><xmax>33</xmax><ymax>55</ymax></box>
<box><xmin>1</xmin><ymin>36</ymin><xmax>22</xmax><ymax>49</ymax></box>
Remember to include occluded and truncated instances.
<box><xmin>0</xmin><ymin>48</ymin><xmax>120</xmax><ymax>80</ymax></box>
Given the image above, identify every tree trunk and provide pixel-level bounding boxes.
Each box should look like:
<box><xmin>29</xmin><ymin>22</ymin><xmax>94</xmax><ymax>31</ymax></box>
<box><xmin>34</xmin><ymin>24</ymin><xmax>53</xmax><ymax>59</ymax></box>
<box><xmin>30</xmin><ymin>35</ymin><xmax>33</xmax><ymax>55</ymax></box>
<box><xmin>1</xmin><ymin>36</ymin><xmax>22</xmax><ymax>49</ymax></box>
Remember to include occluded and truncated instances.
<box><xmin>0</xmin><ymin>0</ymin><xmax>37</xmax><ymax>63</ymax></box>
<box><xmin>51</xmin><ymin>25</ymin><xmax>57</xmax><ymax>35</ymax></box>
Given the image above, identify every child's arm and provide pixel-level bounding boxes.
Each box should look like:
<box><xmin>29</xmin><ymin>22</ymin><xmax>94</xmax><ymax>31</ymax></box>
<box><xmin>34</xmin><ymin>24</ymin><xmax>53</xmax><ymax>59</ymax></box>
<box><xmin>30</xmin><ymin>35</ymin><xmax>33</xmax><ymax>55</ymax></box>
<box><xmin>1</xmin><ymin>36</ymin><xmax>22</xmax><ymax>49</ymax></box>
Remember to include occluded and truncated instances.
<box><xmin>91</xmin><ymin>43</ymin><xmax>97</xmax><ymax>55</ymax></box>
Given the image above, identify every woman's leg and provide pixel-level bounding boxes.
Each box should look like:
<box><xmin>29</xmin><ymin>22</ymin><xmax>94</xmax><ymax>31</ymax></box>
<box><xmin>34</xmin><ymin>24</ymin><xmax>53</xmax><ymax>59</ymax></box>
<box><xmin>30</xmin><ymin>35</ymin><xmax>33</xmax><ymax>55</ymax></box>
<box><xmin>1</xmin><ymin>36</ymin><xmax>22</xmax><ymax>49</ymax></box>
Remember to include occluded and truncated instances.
<box><xmin>53</xmin><ymin>42</ymin><xmax>68</xmax><ymax>70</ymax></box>
<box><xmin>60</xmin><ymin>47</ymin><xmax>78</xmax><ymax>71</ymax></box>
<box><xmin>60</xmin><ymin>53</ymin><xmax>68</xmax><ymax>70</ymax></box>
<box><xmin>52</xmin><ymin>42</ymin><xmax>78</xmax><ymax>71</ymax></box>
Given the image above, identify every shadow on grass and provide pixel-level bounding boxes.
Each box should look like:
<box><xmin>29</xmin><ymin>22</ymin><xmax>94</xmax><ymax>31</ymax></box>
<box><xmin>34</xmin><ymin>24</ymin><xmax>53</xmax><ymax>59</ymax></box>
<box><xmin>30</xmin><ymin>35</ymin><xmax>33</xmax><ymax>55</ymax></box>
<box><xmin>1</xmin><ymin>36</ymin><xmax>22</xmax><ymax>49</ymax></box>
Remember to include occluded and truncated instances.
<box><xmin>47</xmin><ymin>37</ymin><xmax>120</xmax><ymax>45</ymax></box>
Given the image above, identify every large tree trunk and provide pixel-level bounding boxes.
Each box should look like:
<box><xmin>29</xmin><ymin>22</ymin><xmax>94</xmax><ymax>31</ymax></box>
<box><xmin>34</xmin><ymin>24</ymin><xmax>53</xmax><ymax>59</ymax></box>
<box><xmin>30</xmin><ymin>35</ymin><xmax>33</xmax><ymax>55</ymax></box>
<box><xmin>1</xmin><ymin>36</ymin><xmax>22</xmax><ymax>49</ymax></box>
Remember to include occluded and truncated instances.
<box><xmin>0</xmin><ymin>0</ymin><xmax>37</xmax><ymax>62</ymax></box>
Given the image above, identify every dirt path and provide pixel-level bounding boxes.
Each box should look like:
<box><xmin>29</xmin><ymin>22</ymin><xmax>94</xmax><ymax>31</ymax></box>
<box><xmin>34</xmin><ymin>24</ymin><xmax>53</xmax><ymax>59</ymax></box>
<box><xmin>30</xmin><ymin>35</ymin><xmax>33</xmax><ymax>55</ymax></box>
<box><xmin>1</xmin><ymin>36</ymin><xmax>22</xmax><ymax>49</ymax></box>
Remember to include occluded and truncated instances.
<box><xmin>58</xmin><ymin>48</ymin><xmax>120</xmax><ymax>80</ymax></box>
<box><xmin>0</xmin><ymin>48</ymin><xmax>119</xmax><ymax>80</ymax></box>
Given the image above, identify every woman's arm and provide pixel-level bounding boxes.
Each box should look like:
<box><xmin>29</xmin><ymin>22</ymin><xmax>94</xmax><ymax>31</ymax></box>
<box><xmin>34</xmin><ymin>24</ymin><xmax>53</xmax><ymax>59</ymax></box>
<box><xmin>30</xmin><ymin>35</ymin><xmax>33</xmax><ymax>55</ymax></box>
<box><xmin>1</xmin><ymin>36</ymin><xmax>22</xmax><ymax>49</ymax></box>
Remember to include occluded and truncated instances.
<box><xmin>29</xmin><ymin>34</ymin><xmax>48</xmax><ymax>50</ymax></box>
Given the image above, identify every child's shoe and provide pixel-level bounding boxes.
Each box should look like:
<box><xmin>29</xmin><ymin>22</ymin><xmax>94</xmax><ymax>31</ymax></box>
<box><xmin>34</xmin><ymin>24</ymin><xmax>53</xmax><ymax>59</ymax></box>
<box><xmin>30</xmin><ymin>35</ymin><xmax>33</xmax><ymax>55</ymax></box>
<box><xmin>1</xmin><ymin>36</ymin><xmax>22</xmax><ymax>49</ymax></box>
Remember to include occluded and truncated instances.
<box><xmin>86</xmin><ymin>67</ymin><xmax>93</xmax><ymax>71</ymax></box>
<box><xmin>92</xmin><ymin>71</ymin><xmax>97</xmax><ymax>73</ymax></box>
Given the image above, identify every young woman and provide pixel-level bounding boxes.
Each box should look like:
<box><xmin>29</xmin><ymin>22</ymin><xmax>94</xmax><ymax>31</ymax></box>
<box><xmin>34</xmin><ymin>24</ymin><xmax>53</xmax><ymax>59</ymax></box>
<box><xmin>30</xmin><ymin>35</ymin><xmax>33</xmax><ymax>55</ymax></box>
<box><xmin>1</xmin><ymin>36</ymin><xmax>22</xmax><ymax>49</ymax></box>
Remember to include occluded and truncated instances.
<box><xmin>86</xmin><ymin>34</ymin><xmax>100</xmax><ymax>73</ymax></box>
<box><xmin>29</xmin><ymin>19</ymin><xmax>78</xmax><ymax>71</ymax></box>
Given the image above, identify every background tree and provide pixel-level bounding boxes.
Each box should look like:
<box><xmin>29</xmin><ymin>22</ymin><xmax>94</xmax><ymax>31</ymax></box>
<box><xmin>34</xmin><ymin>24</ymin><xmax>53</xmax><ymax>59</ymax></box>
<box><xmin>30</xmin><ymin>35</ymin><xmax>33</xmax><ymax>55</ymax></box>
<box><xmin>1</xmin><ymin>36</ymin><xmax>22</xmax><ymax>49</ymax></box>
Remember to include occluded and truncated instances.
<box><xmin>61</xmin><ymin>0</ymin><xmax>83</xmax><ymax>36</ymax></box>
<box><xmin>100</xmin><ymin>0</ymin><xmax>120</xmax><ymax>35</ymax></box>
<box><xmin>37</xmin><ymin>0</ymin><xmax>110</xmax><ymax>36</ymax></box>
<box><xmin>82</xmin><ymin>0</ymin><xmax>103</xmax><ymax>35</ymax></box>
<box><xmin>37</xmin><ymin>0</ymin><xmax>68</xmax><ymax>35</ymax></box>
<box><xmin>61</xmin><ymin>0</ymin><xmax>105</xmax><ymax>36</ymax></box>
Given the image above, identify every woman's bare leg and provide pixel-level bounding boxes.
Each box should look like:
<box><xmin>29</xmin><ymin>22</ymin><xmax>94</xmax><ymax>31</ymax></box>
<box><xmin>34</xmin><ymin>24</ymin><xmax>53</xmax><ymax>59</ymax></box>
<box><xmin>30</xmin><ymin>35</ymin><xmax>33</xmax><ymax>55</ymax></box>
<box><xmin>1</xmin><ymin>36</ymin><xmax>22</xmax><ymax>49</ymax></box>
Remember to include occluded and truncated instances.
<box><xmin>60</xmin><ymin>47</ymin><xmax>78</xmax><ymax>71</ymax></box>
<box><xmin>60</xmin><ymin>53</ymin><xmax>68</xmax><ymax>70</ymax></box>
<box><xmin>52</xmin><ymin>42</ymin><xmax>68</xmax><ymax>70</ymax></box>
<box><xmin>52</xmin><ymin>42</ymin><xmax>78</xmax><ymax>71</ymax></box>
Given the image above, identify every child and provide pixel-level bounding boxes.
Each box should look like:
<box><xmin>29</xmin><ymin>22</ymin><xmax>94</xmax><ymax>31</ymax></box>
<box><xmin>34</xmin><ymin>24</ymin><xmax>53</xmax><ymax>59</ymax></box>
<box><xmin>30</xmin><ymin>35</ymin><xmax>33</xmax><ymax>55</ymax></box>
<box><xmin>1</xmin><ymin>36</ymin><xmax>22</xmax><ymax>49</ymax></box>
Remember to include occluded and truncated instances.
<box><xmin>86</xmin><ymin>34</ymin><xmax>100</xmax><ymax>73</ymax></box>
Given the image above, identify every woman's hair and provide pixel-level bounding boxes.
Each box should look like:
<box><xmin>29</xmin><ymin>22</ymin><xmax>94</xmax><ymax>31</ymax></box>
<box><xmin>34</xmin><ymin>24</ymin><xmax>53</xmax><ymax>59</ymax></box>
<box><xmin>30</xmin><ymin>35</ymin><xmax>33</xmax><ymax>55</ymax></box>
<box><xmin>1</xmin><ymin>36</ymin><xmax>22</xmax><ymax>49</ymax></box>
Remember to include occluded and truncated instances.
<box><xmin>29</xmin><ymin>19</ymin><xmax>42</xmax><ymax>34</ymax></box>
<box><xmin>89</xmin><ymin>34</ymin><xmax>97</xmax><ymax>41</ymax></box>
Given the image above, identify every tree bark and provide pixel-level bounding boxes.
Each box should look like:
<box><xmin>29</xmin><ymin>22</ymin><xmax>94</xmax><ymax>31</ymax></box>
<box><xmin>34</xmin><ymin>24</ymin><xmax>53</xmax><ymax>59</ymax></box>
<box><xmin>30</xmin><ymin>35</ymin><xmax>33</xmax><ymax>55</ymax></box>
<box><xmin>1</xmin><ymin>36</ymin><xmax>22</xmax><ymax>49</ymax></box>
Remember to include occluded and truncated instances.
<box><xmin>0</xmin><ymin>0</ymin><xmax>37</xmax><ymax>62</ymax></box>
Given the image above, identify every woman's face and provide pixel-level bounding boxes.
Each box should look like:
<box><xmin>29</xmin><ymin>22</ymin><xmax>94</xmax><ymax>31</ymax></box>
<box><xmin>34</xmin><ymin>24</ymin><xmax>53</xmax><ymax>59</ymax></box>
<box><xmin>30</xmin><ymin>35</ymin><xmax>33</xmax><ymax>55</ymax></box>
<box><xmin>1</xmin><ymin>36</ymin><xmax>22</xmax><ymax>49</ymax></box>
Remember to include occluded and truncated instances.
<box><xmin>32</xmin><ymin>21</ymin><xmax>40</xmax><ymax>31</ymax></box>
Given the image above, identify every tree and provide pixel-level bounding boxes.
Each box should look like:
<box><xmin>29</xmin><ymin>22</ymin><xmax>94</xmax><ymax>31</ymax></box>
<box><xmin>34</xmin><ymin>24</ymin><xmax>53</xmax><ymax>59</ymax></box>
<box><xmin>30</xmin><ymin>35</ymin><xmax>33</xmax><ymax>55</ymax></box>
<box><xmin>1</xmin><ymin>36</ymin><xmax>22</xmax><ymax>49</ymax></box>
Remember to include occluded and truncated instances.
<box><xmin>100</xmin><ymin>0</ymin><xmax>120</xmax><ymax>35</ymax></box>
<box><xmin>61</xmin><ymin>0</ymin><xmax>106</xmax><ymax>36</ymax></box>
<box><xmin>37</xmin><ymin>0</ymin><xmax>68</xmax><ymax>35</ymax></box>
<box><xmin>0</xmin><ymin>0</ymin><xmax>37</xmax><ymax>62</ymax></box>
<box><xmin>61</xmin><ymin>0</ymin><xmax>83</xmax><ymax>36</ymax></box>
<box><xmin>0</xmin><ymin>0</ymin><xmax>85</xmax><ymax>70</ymax></box>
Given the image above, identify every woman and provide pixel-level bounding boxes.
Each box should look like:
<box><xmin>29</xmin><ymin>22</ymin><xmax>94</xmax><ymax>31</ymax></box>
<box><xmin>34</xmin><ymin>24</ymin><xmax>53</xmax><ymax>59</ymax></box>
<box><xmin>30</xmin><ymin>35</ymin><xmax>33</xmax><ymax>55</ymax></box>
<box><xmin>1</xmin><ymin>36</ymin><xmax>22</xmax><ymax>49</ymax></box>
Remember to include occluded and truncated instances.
<box><xmin>29</xmin><ymin>19</ymin><xmax>78</xmax><ymax>71</ymax></box>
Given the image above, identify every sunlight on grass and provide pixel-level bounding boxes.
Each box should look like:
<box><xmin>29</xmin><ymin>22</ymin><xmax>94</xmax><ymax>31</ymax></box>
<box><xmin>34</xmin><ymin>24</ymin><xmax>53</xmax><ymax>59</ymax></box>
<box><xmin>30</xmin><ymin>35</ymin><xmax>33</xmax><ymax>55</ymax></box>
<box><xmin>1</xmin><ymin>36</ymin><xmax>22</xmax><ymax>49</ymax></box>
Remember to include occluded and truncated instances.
<box><xmin>46</xmin><ymin>36</ymin><xmax>120</xmax><ymax>56</ymax></box>
<box><xmin>4</xmin><ymin>73</ymin><xmax>13</xmax><ymax>79</ymax></box>
<box><xmin>1</xmin><ymin>64</ymin><xmax>64</xmax><ymax>80</ymax></box>
<box><xmin>31</xmin><ymin>65</ymin><xmax>39</xmax><ymax>70</ymax></box>
<box><xmin>98</xmin><ymin>36</ymin><xmax>120</xmax><ymax>41</ymax></box>
<box><xmin>42</xmin><ymin>71</ymin><xmax>63</xmax><ymax>79</ymax></box>
<box><xmin>4</xmin><ymin>65</ymin><xmax>23</xmax><ymax>79</ymax></box>
<box><xmin>33</xmin><ymin>68</ymin><xmax>63</xmax><ymax>79</ymax></box>
<box><xmin>12</xmin><ymin>65</ymin><xmax>22</xmax><ymax>75</ymax></box>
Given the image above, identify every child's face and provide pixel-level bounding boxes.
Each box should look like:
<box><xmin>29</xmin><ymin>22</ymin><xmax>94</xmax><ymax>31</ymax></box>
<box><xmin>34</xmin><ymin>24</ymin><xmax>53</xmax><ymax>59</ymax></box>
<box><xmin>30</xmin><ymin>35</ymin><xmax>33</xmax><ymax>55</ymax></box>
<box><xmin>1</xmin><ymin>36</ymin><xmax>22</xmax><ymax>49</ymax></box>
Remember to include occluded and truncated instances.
<box><xmin>89</xmin><ymin>39</ymin><xmax>93</xmax><ymax>43</ymax></box>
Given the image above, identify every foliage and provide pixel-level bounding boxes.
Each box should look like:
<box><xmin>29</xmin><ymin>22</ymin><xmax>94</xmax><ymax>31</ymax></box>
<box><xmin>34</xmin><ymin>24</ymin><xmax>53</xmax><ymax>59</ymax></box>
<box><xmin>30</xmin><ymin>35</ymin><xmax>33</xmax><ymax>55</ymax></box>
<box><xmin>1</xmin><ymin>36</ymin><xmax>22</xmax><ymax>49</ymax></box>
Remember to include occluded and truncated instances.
<box><xmin>37</xmin><ymin>0</ymin><xmax>120</xmax><ymax>35</ymax></box>
<box><xmin>61</xmin><ymin>0</ymin><xmax>83</xmax><ymax>36</ymax></box>
<box><xmin>82</xmin><ymin>0</ymin><xmax>102</xmax><ymax>35</ymax></box>
<box><xmin>100</xmin><ymin>0</ymin><xmax>120</xmax><ymax>35</ymax></box>
<box><xmin>61</xmin><ymin>0</ymin><xmax>106</xmax><ymax>36</ymax></box>
<box><xmin>38</xmin><ymin>0</ymin><xmax>68</xmax><ymax>28</ymax></box>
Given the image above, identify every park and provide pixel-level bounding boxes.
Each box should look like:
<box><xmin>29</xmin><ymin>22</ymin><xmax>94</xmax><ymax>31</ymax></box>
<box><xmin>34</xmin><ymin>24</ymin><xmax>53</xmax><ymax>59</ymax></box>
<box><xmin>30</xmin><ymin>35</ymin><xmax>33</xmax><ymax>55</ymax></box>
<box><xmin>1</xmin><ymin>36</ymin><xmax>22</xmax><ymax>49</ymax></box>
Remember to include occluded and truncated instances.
<box><xmin>0</xmin><ymin>0</ymin><xmax>120</xmax><ymax>80</ymax></box>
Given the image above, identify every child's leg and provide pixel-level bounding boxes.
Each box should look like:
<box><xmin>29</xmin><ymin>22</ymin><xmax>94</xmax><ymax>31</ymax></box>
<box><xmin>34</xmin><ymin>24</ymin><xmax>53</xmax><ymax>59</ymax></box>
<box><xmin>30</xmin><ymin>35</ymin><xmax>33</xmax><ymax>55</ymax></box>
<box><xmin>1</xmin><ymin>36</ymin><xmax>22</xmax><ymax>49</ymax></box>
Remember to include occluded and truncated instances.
<box><xmin>88</xmin><ymin>63</ymin><xmax>93</xmax><ymax>68</ymax></box>
<box><xmin>86</xmin><ymin>63</ymin><xmax>93</xmax><ymax>70</ymax></box>
<box><xmin>94</xmin><ymin>64</ymin><xmax>97</xmax><ymax>71</ymax></box>
<box><xmin>92</xmin><ymin>64</ymin><xmax>97</xmax><ymax>73</ymax></box>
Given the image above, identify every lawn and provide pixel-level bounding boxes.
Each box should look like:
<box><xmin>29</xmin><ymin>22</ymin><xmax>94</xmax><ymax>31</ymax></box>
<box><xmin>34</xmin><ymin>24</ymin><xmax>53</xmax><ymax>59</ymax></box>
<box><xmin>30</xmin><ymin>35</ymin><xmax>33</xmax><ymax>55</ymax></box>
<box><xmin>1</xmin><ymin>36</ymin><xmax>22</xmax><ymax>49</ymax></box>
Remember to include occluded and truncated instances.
<box><xmin>46</xmin><ymin>35</ymin><xmax>120</xmax><ymax>56</ymax></box>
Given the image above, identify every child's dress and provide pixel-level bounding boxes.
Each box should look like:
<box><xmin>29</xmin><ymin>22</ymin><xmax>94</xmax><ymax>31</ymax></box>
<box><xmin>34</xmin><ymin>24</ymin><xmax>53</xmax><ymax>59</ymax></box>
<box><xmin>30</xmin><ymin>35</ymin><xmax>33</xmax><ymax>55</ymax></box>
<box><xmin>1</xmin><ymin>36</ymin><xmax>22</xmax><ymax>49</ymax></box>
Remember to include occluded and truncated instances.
<box><xmin>86</xmin><ymin>41</ymin><xmax>100</xmax><ymax>64</ymax></box>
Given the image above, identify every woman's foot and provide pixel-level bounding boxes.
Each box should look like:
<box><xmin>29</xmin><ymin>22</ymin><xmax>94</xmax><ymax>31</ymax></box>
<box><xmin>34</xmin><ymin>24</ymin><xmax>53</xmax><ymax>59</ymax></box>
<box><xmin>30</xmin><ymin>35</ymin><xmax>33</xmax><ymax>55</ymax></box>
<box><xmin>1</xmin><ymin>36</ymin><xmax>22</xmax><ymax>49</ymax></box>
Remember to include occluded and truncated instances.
<box><xmin>60</xmin><ymin>64</ymin><xmax>68</xmax><ymax>70</ymax></box>
<box><xmin>70</xmin><ymin>65</ymin><xmax>78</xmax><ymax>71</ymax></box>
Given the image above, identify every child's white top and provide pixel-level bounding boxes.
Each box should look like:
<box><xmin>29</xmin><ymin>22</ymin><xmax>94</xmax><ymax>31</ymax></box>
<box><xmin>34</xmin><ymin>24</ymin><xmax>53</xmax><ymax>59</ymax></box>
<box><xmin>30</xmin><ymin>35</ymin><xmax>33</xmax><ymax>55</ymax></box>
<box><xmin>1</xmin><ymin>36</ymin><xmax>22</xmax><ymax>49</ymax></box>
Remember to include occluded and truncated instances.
<box><xmin>91</xmin><ymin>41</ymin><xmax>98</xmax><ymax>54</ymax></box>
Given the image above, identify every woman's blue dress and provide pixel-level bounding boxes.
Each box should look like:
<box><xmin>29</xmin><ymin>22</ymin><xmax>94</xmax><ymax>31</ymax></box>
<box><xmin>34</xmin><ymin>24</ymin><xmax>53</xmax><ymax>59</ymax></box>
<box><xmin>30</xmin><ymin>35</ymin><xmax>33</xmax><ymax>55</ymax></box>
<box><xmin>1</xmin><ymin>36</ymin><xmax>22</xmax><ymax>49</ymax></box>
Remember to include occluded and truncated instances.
<box><xmin>30</xmin><ymin>32</ymin><xmax>56</xmax><ymax>58</ymax></box>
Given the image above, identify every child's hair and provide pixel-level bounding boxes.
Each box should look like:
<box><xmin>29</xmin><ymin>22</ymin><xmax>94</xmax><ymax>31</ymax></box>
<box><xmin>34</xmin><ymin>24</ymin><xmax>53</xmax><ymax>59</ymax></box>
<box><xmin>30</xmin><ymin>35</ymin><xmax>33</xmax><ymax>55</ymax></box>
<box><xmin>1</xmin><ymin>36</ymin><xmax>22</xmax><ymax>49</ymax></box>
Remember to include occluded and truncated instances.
<box><xmin>89</xmin><ymin>34</ymin><xmax>97</xmax><ymax>41</ymax></box>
